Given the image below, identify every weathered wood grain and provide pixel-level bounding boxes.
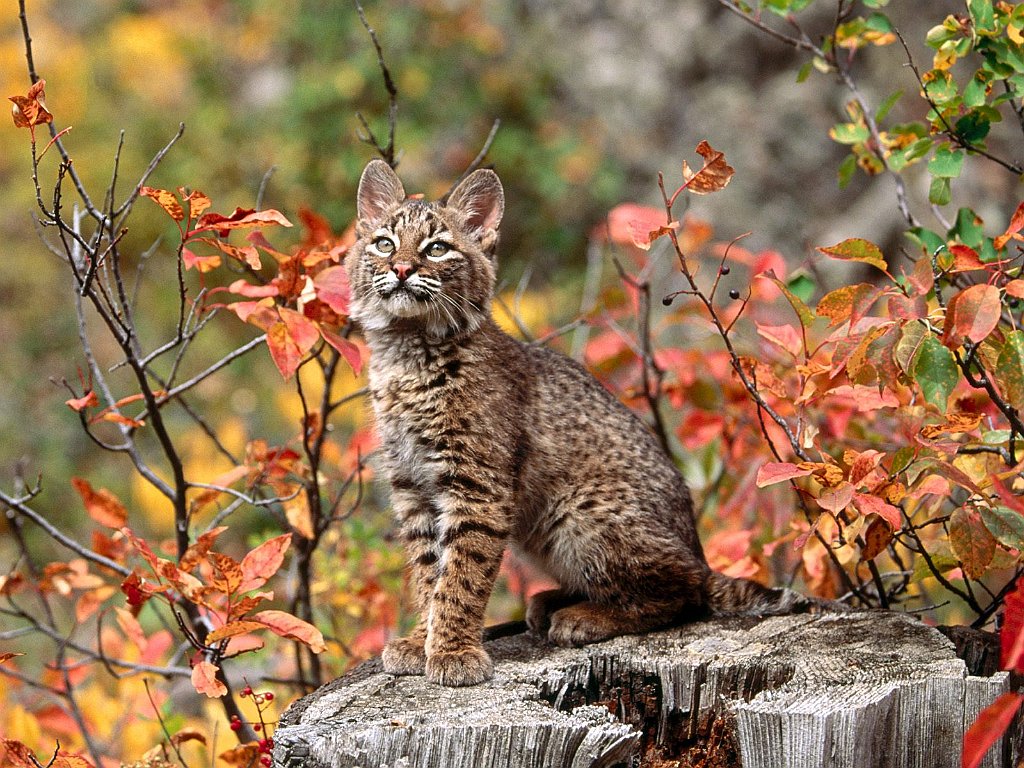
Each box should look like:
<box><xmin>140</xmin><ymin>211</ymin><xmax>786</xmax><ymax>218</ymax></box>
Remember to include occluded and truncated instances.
<box><xmin>274</xmin><ymin>611</ymin><xmax>1017</xmax><ymax>768</ymax></box>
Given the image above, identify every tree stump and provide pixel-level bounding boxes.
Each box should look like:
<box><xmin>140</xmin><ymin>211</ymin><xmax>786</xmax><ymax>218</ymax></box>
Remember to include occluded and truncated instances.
<box><xmin>274</xmin><ymin>611</ymin><xmax>1018</xmax><ymax>768</ymax></box>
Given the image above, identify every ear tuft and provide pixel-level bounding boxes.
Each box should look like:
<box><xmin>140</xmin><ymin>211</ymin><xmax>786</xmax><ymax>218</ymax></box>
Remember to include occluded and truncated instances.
<box><xmin>446</xmin><ymin>169</ymin><xmax>504</xmax><ymax>235</ymax></box>
<box><xmin>357</xmin><ymin>159</ymin><xmax>406</xmax><ymax>227</ymax></box>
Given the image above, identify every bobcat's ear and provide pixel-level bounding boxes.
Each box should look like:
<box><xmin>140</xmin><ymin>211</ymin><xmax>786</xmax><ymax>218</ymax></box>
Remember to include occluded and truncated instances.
<box><xmin>446</xmin><ymin>169</ymin><xmax>504</xmax><ymax>245</ymax></box>
<box><xmin>357</xmin><ymin>159</ymin><xmax>406</xmax><ymax>230</ymax></box>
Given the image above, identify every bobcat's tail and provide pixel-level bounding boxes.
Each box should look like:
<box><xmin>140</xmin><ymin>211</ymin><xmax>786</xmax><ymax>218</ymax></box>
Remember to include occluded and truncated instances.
<box><xmin>704</xmin><ymin>572</ymin><xmax>849</xmax><ymax>617</ymax></box>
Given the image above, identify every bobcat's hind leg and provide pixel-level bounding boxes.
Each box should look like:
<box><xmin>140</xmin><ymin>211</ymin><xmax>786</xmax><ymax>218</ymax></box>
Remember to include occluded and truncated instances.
<box><xmin>547</xmin><ymin>601</ymin><xmax>683</xmax><ymax>647</ymax></box>
<box><xmin>526</xmin><ymin>588</ymin><xmax>585</xmax><ymax>634</ymax></box>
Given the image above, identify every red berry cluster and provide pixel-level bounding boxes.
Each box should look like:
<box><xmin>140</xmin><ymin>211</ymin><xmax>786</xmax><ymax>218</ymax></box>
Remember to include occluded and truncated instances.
<box><xmin>230</xmin><ymin>685</ymin><xmax>278</xmax><ymax>766</ymax></box>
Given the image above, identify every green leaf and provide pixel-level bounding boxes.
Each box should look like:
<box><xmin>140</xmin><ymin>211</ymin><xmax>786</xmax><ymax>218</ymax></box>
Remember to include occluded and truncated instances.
<box><xmin>996</xmin><ymin>330</ymin><xmax>1024</xmax><ymax>414</ymax></box>
<box><xmin>922</xmin><ymin>69</ymin><xmax>959</xmax><ymax>104</ymax></box>
<box><xmin>837</xmin><ymin>153</ymin><xmax>857</xmax><ymax>188</ymax></box>
<box><xmin>968</xmin><ymin>0</ymin><xmax>997</xmax><ymax>35</ymax></box>
<box><xmin>928</xmin><ymin>144</ymin><xmax>966</xmax><ymax>178</ymax></box>
<box><xmin>979</xmin><ymin>506</ymin><xmax>1024</xmax><ymax>551</ymax></box>
<box><xmin>914</xmin><ymin>334</ymin><xmax>958</xmax><ymax>412</ymax></box>
<box><xmin>786</xmin><ymin>272</ymin><xmax>816</xmax><ymax>303</ymax></box>
<box><xmin>875</xmin><ymin>89</ymin><xmax>902</xmax><ymax>121</ymax></box>
<box><xmin>906</xmin><ymin>227</ymin><xmax>945</xmax><ymax>257</ymax></box>
<box><xmin>760</xmin><ymin>270</ymin><xmax>816</xmax><ymax>328</ymax></box>
<box><xmin>830</xmin><ymin>122</ymin><xmax>870</xmax><ymax>144</ymax></box>
<box><xmin>796</xmin><ymin>61</ymin><xmax>813</xmax><ymax>83</ymax></box>
<box><xmin>816</xmin><ymin>238</ymin><xmax>888</xmax><ymax>272</ymax></box>
<box><xmin>951</xmin><ymin>207</ymin><xmax>986</xmax><ymax>248</ymax></box>
<box><xmin>963</xmin><ymin>71</ymin><xmax>992</xmax><ymax>108</ymax></box>
<box><xmin>895</xmin><ymin>320</ymin><xmax>930</xmax><ymax>375</ymax></box>
<box><xmin>929</xmin><ymin>176</ymin><xmax>952</xmax><ymax>206</ymax></box>
<box><xmin>956</xmin><ymin>111</ymin><xmax>992</xmax><ymax>142</ymax></box>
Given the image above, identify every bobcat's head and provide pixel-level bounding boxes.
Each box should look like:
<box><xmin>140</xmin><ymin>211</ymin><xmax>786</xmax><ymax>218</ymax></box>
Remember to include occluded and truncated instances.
<box><xmin>346</xmin><ymin>159</ymin><xmax>504</xmax><ymax>337</ymax></box>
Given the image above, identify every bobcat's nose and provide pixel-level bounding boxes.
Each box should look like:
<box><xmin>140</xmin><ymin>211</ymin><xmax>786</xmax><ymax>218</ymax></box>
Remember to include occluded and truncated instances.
<box><xmin>393</xmin><ymin>263</ymin><xmax>415</xmax><ymax>282</ymax></box>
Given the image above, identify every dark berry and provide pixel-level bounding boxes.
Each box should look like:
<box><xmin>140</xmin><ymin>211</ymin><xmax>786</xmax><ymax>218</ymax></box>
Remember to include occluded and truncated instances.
<box><xmin>260</xmin><ymin>757</ymin><xmax>272</xmax><ymax>767</ymax></box>
<box><xmin>241</xmin><ymin>686</ymin><xmax>252</xmax><ymax>697</ymax></box>
<box><xmin>728</xmin><ymin>288</ymin><xmax>740</xmax><ymax>300</ymax></box>
<box><xmin>1010</xmin><ymin>298</ymin><xmax>1021</xmax><ymax>308</ymax></box>
<box><xmin>662</xmin><ymin>296</ymin><xmax>673</xmax><ymax>306</ymax></box>
<box><xmin>230</xmin><ymin>719</ymin><xmax>242</xmax><ymax>732</ymax></box>
<box><xmin>264</xmin><ymin>692</ymin><xmax>274</xmax><ymax>701</ymax></box>
<box><xmin>720</xmin><ymin>265</ymin><xmax>731</xmax><ymax>275</ymax></box>
<box><xmin>254</xmin><ymin>723</ymin><xmax>262</xmax><ymax>732</ymax></box>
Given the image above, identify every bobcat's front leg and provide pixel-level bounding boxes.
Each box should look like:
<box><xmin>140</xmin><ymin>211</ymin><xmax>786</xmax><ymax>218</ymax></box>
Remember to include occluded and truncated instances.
<box><xmin>424</xmin><ymin>489</ymin><xmax>508</xmax><ymax>686</ymax></box>
<box><xmin>381</xmin><ymin>486</ymin><xmax>437</xmax><ymax>676</ymax></box>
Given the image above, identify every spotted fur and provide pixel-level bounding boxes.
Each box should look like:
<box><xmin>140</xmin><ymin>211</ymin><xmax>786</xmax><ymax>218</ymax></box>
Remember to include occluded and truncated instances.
<box><xmin>346</xmin><ymin>159</ymin><xmax>834</xmax><ymax>687</ymax></box>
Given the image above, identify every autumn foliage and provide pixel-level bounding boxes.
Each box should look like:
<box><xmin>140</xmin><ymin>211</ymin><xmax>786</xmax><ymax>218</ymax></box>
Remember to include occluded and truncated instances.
<box><xmin>2</xmin><ymin>1</ymin><xmax>1024</xmax><ymax>767</ymax></box>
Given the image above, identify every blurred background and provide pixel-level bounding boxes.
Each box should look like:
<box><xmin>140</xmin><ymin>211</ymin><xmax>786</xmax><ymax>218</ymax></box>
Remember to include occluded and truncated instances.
<box><xmin>0</xmin><ymin>0</ymin><xmax>1021</xmax><ymax>757</ymax></box>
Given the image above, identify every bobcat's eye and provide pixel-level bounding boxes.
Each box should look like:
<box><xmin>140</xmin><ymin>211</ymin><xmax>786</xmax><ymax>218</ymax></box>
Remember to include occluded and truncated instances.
<box><xmin>426</xmin><ymin>242</ymin><xmax>450</xmax><ymax>259</ymax></box>
<box><xmin>373</xmin><ymin>236</ymin><xmax>395</xmax><ymax>254</ymax></box>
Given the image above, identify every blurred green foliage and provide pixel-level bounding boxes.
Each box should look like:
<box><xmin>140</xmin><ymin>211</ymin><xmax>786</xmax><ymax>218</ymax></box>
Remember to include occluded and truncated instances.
<box><xmin>0</xmin><ymin>0</ymin><xmax>625</xmax><ymax>487</ymax></box>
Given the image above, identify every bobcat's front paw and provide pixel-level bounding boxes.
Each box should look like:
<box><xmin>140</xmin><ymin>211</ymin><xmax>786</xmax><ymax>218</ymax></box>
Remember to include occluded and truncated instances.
<box><xmin>382</xmin><ymin>636</ymin><xmax>427</xmax><ymax>676</ymax></box>
<box><xmin>425</xmin><ymin>647</ymin><xmax>493</xmax><ymax>686</ymax></box>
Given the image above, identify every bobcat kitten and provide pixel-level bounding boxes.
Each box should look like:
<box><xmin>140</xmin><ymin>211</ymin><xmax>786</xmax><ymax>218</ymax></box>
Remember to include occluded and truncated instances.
<box><xmin>346</xmin><ymin>159</ymin><xmax>817</xmax><ymax>687</ymax></box>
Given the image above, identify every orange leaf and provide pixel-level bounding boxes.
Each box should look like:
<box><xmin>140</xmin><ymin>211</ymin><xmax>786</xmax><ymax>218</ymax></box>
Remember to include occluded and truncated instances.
<box><xmin>0</xmin><ymin>652</ymin><xmax>23</xmax><ymax>664</ymax></box>
<box><xmin>1005</xmin><ymin>279</ymin><xmax>1024</xmax><ymax>299</ymax></box>
<box><xmin>71</xmin><ymin>477</ymin><xmax>127</xmax><ymax>528</ymax></box>
<box><xmin>65</xmin><ymin>390</ymin><xmax>98</xmax><ymax>412</ymax></box>
<box><xmin>206</xmin><ymin>620</ymin><xmax>267</xmax><ymax>643</ymax></box>
<box><xmin>994</xmin><ymin>201</ymin><xmax>1024</xmax><ymax>251</ymax></box>
<box><xmin>252</xmin><ymin>609</ymin><xmax>326</xmax><ymax>652</ymax></box>
<box><xmin>51</xmin><ymin>752</ymin><xmax>95</xmax><ymax>768</ymax></box>
<box><xmin>115</xmin><ymin>606</ymin><xmax>148</xmax><ymax>651</ymax></box>
<box><xmin>228</xmin><ymin>298</ymin><xmax>278</xmax><ymax>331</ymax></box>
<box><xmin>962</xmin><ymin>692</ymin><xmax>1023</xmax><ymax>768</ymax></box>
<box><xmin>182</xmin><ymin>247</ymin><xmax>222</xmax><ymax>273</ymax></box>
<box><xmin>943</xmin><ymin>283</ymin><xmax>1001</xmax><ymax>347</ymax></box>
<box><xmin>680</xmin><ymin>140</ymin><xmax>735</xmax><ymax>195</ymax></box>
<box><xmin>192</xmin><ymin>207</ymin><xmax>293</xmax><ymax>236</ymax></box>
<box><xmin>239</xmin><ymin>533</ymin><xmax>292</xmax><ymax>592</ymax></box>
<box><xmin>218</xmin><ymin>744</ymin><xmax>261</xmax><ymax>766</ymax></box>
<box><xmin>2</xmin><ymin>739</ymin><xmax>38</xmax><ymax>768</ymax></box>
<box><xmin>267</xmin><ymin>308</ymin><xmax>321</xmax><ymax>379</ymax></box>
<box><xmin>9</xmin><ymin>79</ymin><xmax>53</xmax><ymax>130</ymax></box>
<box><xmin>210</xmin><ymin>553</ymin><xmax>244</xmax><ymax>595</ymax></box>
<box><xmin>169</xmin><ymin>727</ymin><xmax>207</xmax><ymax>748</ymax></box>
<box><xmin>948</xmin><ymin>243</ymin><xmax>987</xmax><ymax>272</ymax></box>
<box><xmin>283</xmin><ymin>490</ymin><xmax>315</xmax><ymax>539</ymax></box>
<box><xmin>140</xmin><ymin>186</ymin><xmax>185</xmax><ymax>222</ymax></box>
<box><xmin>181</xmin><ymin>188</ymin><xmax>212</xmax><ymax>219</ymax></box>
<box><xmin>179</xmin><ymin>525</ymin><xmax>228</xmax><ymax>572</ymax></box>
<box><xmin>191</xmin><ymin>660</ymin><xmax>227</xmax><ymax>698</ymax></box>
<box><xmin>226</xmin><ymin>278</ymin><xmax>278</xmax><ymax>298</ymax></box>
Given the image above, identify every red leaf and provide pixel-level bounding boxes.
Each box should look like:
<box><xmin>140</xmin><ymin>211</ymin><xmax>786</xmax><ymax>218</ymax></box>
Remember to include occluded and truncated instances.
<box><xmin>252</xmin><ymin>609</ymin><xmax>326</xmax><ymax>652</ymax></box>
<box><xmin>755</xmin><ymin>462</ymin><xmax>814</xmax><ymax>487</ymax></box>
<box><xmin>994</xmin><ymin>201</ymin><xmax>1024</xmax><ymax>251</ymax></box>
<box><xmin>51</xmin><ymin>752</ymin><xmax>95</xmax><ymax>768</ymax></box>
<box><xmin>817</xmin><ymin>482</ymin><xmax>854</xmax><ymax>513</ymax></box>
<box><xmin>226</xmin><ymin>278</ymin><xmax>279</xmax><ymax>298</ymax></box>
<box><xmin>140</xmin><ymin>187</ymin><xmax>185</xmax><ymax>222</ymax></box>
<box><xmin>1005</xmin><ymin>279</ymin><xmax>1024</xmax><ymax>299</ymax></box>
<box><xmin>239</xmin><ymin>533</ymin><xmax>292</xmax><ymax>593</ymax></box>
<box><xmin>680</xmin><ymin>140</ymin><xmax>735</xmax><ymax>195</ymax></box>
<box><xmin>756</xmin><ymin>322</ymin><xmax>803</xmax><ymax>358</ymax></box>
<box><xmin>962</xmin><ymin>692</ymin><xmax>1023</xmax><ymax>768</ymax></box>
<box><xmin>1</xmin><ymin>739</ymin><xmax>38</xmax><ymax>768</ymax></box>
<box><xmin>71</xmin><ymin>477</ymin><xmax>127</xmax><ymax>528</ymax></box>
<box><xmin>9</xmin><ymin>79</ymin><xmax>53</xmax><ymax>130</ymax></box>
<box><xmin>851</xmin><ymin>492</ymin><xmax>902</xmax><ymax>529</ymax></box>
<box><xmin>1001</xmin><ymin>580</ymin><xmax>1024</xmax><ymax>672</ymax></box>
<box><xmin>191</xmin><ymin>660</ymin><xmax>227</xmax><ymax>698</ymax></box>
<box><xmin>181</xmin><ymin>188</ymin><xmax>211</xmax><ymax>219</ymax></box>
<box><xmin>314</xmin><ymin>265</ymin><xmax>352</xmax><ymax>315</ymax></box>
<box><xmin>320</xmin><ymin>327</ymin><xmax>363</xmax><ymax>374</ymax></box>
<box><xmin>948</xmin><ymin>244</ymin><xmax>987</xmax><ymax>273</ymax></box>
<box><xmin>816</xmin><ymin>283</ymin><xmax>885</xmax><ymax>328</ymax></box>
<box><xmin>115</xmin><ymin>606</ymin><xmax>148</xmax><ymax>651</ymax></box>
<box><xmin>943</xmin><ymin>283</ymin><xmax>1001</xmax><ymax>347</ymax></box>
<box><xmin>603</xmin><ymin>203</ymin><xmax>673</xmax><ymax>249</ymax></box>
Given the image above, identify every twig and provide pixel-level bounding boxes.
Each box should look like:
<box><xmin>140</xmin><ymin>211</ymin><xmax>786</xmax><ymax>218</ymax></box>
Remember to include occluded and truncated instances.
<box><xmin>354</xmin><ymin>0</ymin><xmax>398</xmax><ymax>165</ymax></box>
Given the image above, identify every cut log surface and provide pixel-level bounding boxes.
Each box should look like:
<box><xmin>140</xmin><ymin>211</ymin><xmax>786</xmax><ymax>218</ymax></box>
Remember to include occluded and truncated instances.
<box><xmin>274</xmin><ymin>611</ymin><xmax>1017</xmax><ymax>768</ymax></box>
